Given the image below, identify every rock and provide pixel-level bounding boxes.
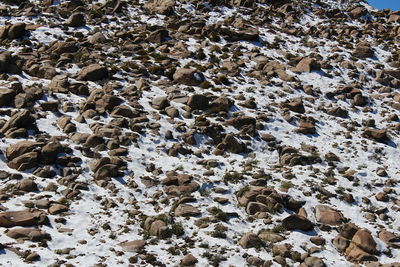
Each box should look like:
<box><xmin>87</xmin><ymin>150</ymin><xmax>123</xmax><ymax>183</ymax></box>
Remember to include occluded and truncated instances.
<box><xmin>0</xmin><ymin>51</ymin><xmax>21</xmax><ymax>74</ymax></box>
<box><xmin>77</xmin><ymin>64</ymin><xmax>108</xmax><ymax>81</ymax></box>
<box><xmin>285</xmin><ymin>100</ymin><xmax>305</xmax><ymax>113</ymax></box>
<box><xmin>258</xmin><ymin>232</ymin><xmax>285</xmax><ymax>243</ymax></box>
<box><xmin>315</xmin><ymin>205</ymin><xmax>345</xmax><ymax>225</ymax></box>
<box><xmin>148</xmin><ymin>219</ymin><xmax>169</xmax><ymax>238</ymax></box>
<box><xmin>350</xmin><ymin>7</ymin><xmax>367</xmax><ymax>18</ymax></box>
<box><xmin>41</xmin><ymin>142</ymin><xmax>64</xmax><ymax>164</ymax></box>
<box><xmin>144</xmin><ymin>0</ymin><xmax>175</xmax><ymax>15</ymax></box>
<box><xmin>181</xmin><ymin>254</ymin><xmax>198</xmax><ymax>266</ymax></box>
<box><xmin>119</xmin><ymin>240</ymin><xmax>146</xmax><ymax>252</ymax></box>
<box><xmin>67</xmin><ymin>12</ymin><xmax>85</xmax><ymax>27</ymax></box>
<box><xmin>363</xmin><ymin>128</ymin><xmax>388</xmax><ymax>142</ymax></box>
<box><xmin>0</xmin><ymin>210</ymin><xmax>48</xmax><ymax>227</ymax></box>
<box><xmin>173</xmin><ymin>68</ymin><xmax>205</xmax><ymax>86</ymax></box>
<box><xmin>174</xmin><ymin>204</ymin><xmax>201</xmax><ymax>217</ymax></box>
<box><xmin>6</xmin><ymin>228</ymin><xmax>50</xmax><ymax>242</ymax></box>
<box><xmin>94</xmin><ymin>164</ymin><xmax>120</xmax><ymax>180</ymax></box>
<box><xmin>295</xmin><ymin>57</ymin><xmax>321</xmax><ymax>72</ymax></box>
<box><xmin>225</xmin><ymin>116</ymin><xmax>256</xmax><ymax>129</ymax></box>
<box><xmin>327</xmin><ymin>107</ymin><xmax>348</xmax><ymax>118</ymax></box>
<box><xmin>6</xmin><ymin>141</ymin><xmax>43</xmax><ymax>161</ymax></box>
<box><xmin>310</xmin><ymin>236</ymin><xmax>326</xmax><ymax>246</ymax></box>
<box><xmin>282</xmin><ymin>214</ymin><xmax>313</xmax><ymax>231</ymax></box>
<box><xmin>0</xmin><ymin>88</ymin><xmax>15</xmax><ymax>106</ymax></box>
<box><xmin>239</xmin><ymin>232</ymin><xmax>263</xmax><ymax>249</ymax></box>
<box><xmin>16</xmin><ymin>178</ymin><xmax>38</xmax><ymax>192</ymax></box>
<box><xmin>351</xmin><ymin>229</ymin><xmax>378</xmax><ymax>255</ymax></box>
<box><xmin>152</xmin><ymin>97</ymin><xmax>169</xmax><ymax>110</ymax></box>
<box><xmin>246</xmin><ymin>202</ymin><xmax>270</xmax><ymax>215</ymax></box>
<box><xmin>48</xmin><ymin>204</ymin><xmax>68</xmax><ymax>215</ymax></box>
<box><xmin>272</xmin><ymin>243</ymin><xmax>292</xmax><ymax>257</ymax></box>
<box><xmin>217</xmin><ymin>133</ymin><xmax>246</xmax><ymax>154</ymax></box>
<box><xmin>187</xmin><ymin>94</ymin><xmax>209</xmax><ymax>110</ymax></box>
<box><xmin>8</xmin><ymin>152</ymin><xmax>39</xmax><ymax>171</ymax></box>
<box><xmin>302</xmin><ymin>257</ymin><xmax>325</xmax><ymax>267</ymax></box>
<box><xmin>7</xmin><ymin>23</ymin><xmax>26</xmax><ymax>39</ymax></box>
<box><xmin>1</xmin><ymin>110</ymin><xmax>34</xmax><ymax>134</ymax></box>
<box><xmin>353</xmin><ymin>45</ymin><xmax>374</xmax><ymax>59</ymax></box>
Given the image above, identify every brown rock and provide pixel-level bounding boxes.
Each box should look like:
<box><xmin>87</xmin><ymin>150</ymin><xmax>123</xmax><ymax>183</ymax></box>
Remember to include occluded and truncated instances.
<box><xmin>174</xmin><ymin>204</ymin><xmax>201</xmax><ymax>217</ymax></box>
<box><xmin>48</xmin><ymin>204</ymin><xmax>68</xmax><ymax>215</ymax></box>
<box><xmin>119</xmin><ymin>240</ymin><xmax>146</xmax><ymax>252</ymax></box>
<box><xmin>77</xmin><ymin>64</ymin><xmax>108</xmax><ymax>81</ymax></box>
<box><xmin>351</xmin><ymin>229</ymin><xmax>378</xmax><ymax>255</ymax></box>
<box><xmin>8</xmin><ymin>151</ymin><xmax>39</xmax><ymax>171</ymax></box>
<box><xmin>144</xmin><ymin>0</ymin><xmax>175</xmax><ymax>15</ymax></box>
<box><xmin>17</xmin><ymin>178</ymin><xmax>38</xmax><ymax>192</ymax></box>
<box><xmin>295</xmin><ymin>57</ymin><xmax>321</xmax><ymax>72</ymax></box>
<box><xmin>0</xmin><ymin>210</ymin><xmax>48</xmax><ymax>227</ymax></box>
<box><xmin>282</xmin><ymin>214</ymin><xmax>313</xmax><ymax>231</ymax></box>
<box><xmin>181</xmin><ymin>254</ymin><xmax>198</xmax><ymax>266</ymax></box>
<box><xmin>315</xmin><ymin>205</ymin><xmax>345</xmax><ymax>225</ymax></box>
<box><xmin>6</xmin><ymin>228</ymin><xmax>50</xmax><ymax>242</ymax></box>
<box><xmin>239</xmin><ymin>232</ymin><xmax>263</xmax><ymax>249</ymax></box>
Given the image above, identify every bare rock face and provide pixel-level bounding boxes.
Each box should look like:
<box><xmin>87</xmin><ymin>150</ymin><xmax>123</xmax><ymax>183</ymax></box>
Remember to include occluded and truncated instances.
<box><xmin>77</xmin><ymin>64</ymin><xmax>108</xmax><ymax>81</ymax></box>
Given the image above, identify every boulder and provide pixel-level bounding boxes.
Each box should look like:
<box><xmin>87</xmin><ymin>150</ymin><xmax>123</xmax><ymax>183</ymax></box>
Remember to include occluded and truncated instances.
<box><xmin>119</xmin><ymin>240</ymin><xmax>146</xmax><ymax>252</ymax></box>
<box><xmin>67</xmin><ymin>12</ymin><xmax>85</xmax><ymax>27</ymax></box>
<box><xmin>174</xmin><ymin>204</ymin><xmax>201</xmax><ymax>217</ymax></box>
<box><xmin>181</xmin><ymin>254</ymin><xmax>198</xmax><ymax>266</ymax></box>
<box><xmin>295</xmin><ymin>57</ymin><xmax>321</xmax><ymax>72</ymax></box>
<box><xmin>77</xmin><ymin>64</ymin><xmax>108</xmax><ymax>81</ymax></box>
<box><xmin>6</xmin><ymin>228</ymin><xmax>51</xmax><ymax>242</ymax></box>
<box><xmin>0</xmin><ymin>210</ymin><xmax>48</xmax><ymax>227</ymax></box>
<box><xmin>8</xmin><ymin>151</ymin><xmax>39</xmax><ymax>171</ymax></box>
<box><xmin>187</xmin><ymin>94</ymin><xmax>209</xmax><ymax>110</ymax></box>
<box><xmin>315</xmin><ymin>205</ymin><xmax>345</xmax><ymax>225</ymax></box>
<box><xmin>282</xmin><ymin>214</ymin><xmax>313</xmax><ymax>231</ymax></box>
<box><xmin>144</xmin><ymin>0</ymin><xmax>175</xmax><ymax>15</ymax></box>
<box><xmin>239</xmin><ymin>232</ymin><xmax>263</xmax><ymax>249</ymax></box>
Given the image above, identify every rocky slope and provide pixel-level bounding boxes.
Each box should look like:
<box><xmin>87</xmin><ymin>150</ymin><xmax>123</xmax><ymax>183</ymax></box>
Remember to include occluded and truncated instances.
<box><xmin>0</xmin><ymin>0</ymin><xmax>399</xmax><ymax>266</ymax></box>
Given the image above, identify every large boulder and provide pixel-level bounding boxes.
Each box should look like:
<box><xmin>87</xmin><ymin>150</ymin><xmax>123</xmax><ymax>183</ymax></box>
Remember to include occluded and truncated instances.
<box><xmin>295</xmin><ymin>57</ymin><xmax>321</xmax><ymax>72</ymax></box>
<box><xmin>0</xmin><ymin>51</ymin><xmax>22</xmax><ymax>74</ymax></box>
